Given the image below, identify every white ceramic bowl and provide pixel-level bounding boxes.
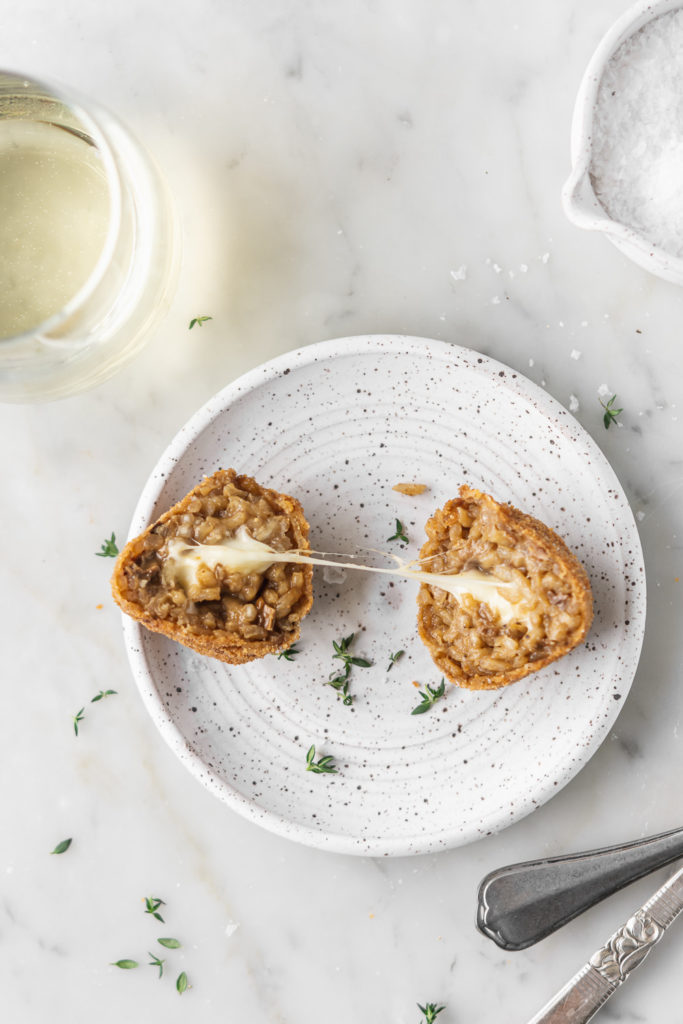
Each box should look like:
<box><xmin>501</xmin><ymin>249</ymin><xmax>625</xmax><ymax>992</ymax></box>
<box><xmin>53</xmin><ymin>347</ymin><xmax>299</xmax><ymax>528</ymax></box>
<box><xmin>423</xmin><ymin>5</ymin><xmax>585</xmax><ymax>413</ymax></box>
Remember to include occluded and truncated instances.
<box><xmin>562</xmin><ymin>0</ymin><xmax>683</xmax><ymax>285</ymax></box>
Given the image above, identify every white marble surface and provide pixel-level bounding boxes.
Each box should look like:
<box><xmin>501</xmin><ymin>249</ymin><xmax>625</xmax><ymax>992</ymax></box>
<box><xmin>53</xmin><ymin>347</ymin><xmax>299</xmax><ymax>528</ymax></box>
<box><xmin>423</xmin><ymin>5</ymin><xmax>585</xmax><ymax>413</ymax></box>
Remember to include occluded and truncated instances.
<box><xmin>3</xmin><ymin>1</ymin><xmax>683</xmax><ymax>1021</ymax></box>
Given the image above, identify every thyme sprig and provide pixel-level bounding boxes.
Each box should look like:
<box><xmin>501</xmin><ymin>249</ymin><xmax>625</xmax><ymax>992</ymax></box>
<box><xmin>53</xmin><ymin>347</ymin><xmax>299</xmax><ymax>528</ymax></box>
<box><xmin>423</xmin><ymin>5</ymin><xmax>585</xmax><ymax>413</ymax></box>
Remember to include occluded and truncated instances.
<box><xmin>305</xmin><ymin>745</ymin><xmax>338</xmax><ymax>774</ymax></box>
<box><xmin>600</xmin><ymin>394</ymin><xmax>622</xmax><ymax>429</ymax></box>
<box><xmin>144</xmin><ymin>896</ymin><xmax>165</xmax><ymax>923</ymax></box>
<box><xmin>387</xmin><ymin>518</ymin><xmax>409</xmax><ymax>544</ymax></box>
<box><xmin>327</xmin><ymin>677</ymin><xmax>353</xmax><ymax>705</ymax></box>
<box><xmin>96</xmin><ymin>533</ymin><xmax>119</xmax><ymax>557</ymax></box>
<box><xmin>73</xmin><ymin>708</ymin><xmax>85</xmax><ymax>736</ymax></box>
<box><xmin>333</xmin><ymin>633</ymin><xmax>372</xmax><ymax>672</ymax></box>
<box><xmin>325</xmin><ymin>633</ymin><xmax>371</xmax><ymax>705</ymax></box>
<box><xmin>411</xmin><ymin>679</ymin><xmax>446</xmax><ymax>715</ymax></box>
<box><xmin>387</xmin><ymin>649</ymin><xmax>405</xmax><ymax>672</ymax></box>
<box><xmin>418</xmin><ymin>1003</ymin><xmax>446</xmax><ymax>1024</ymax></box>
<box><xmin>277</xmin><ymin>645</ymin><xmax>300</xmax><ymax>661</ymax></box>
<box><xmin>91</xmin><ymin>689</ymin><xmax>117</xmax><ymax>702</ymax></box>
<box><xmin>148</xmin><ymin>952</ymin><xmax>165</xmax><ymax>978</ymax></box>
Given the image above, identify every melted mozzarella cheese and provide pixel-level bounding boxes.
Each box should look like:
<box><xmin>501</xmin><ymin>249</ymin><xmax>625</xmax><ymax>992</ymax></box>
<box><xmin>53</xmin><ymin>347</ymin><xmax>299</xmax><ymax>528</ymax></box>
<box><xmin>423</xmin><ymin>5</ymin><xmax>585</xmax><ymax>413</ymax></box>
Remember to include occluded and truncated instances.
<box><xmin>162</xmin><ymin>525</ymin><xmax>534</xmax><ymax>625</ymax></box>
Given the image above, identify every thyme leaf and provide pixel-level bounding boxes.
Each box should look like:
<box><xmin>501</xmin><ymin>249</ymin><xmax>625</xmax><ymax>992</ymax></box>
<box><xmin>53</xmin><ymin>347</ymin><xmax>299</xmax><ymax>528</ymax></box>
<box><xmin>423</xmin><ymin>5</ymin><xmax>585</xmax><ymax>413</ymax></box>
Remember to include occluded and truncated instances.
<box><xmin>144</xmin><ymin>896</ymin><xmax>165</xmax><ymax>923</ymax></box>
<box><xmin>157</xmin><ymin>937</ymin><xmax>181</xmax><ymax>949</ymax></box>
<box><xmin>600</xmin><ymin>394</ymin><xmax>623</xmax><ymax>429</ymax></box>
<box><xmin>411</xmin><ymin>679</ymin><xmax>446</xmax><ymax>716</ymax></box>
<box><xmin>331</xmin><ymin>633</ymin><xmax>372</xmax><ymax>673</ymax></box>
<box><xmin>73</xmin><ymin>708</ymin><xmax>85</xmax><ymax>736</ymax></box>
<box><xmin>51</xmin><ymin>838</ymin><xmax>72</xmax><ymax>855</ymax></box>
<box><xmin>325</xmin><ymin>633</ymin><xmax>371</xmax><ymax>705</ymax></box>
<box><xmin>111</xmin><ymin>959</ymin><xmax>139</xmax><ymax>970</ymax></box>
<box><xmin>189</xmin><ymin>315</ymin><xmax>212</xmax><ymax>329</ymax></box>
<box><xmin>96</xmin><ymin>533</ymin><xmax>119</xmax><ymax>557</ymax></box>
<box><xmin>277</xmin><ymin>645</ymin><xmax>300</xmax><ymax>661</ymax></box>
<box><xmin>418</xmin><ymin>1003</ymin><xmax>446</xmax><ymax>1024</ymax></box>
<box><xmin>91</xmin><ymin>689</ymin><xmax>117</xmax><ymax>702</ymax></box>
<box><xmin>326</xmin><ymin>677</ymin><xmax>354</xmax><ymax>705</ymax></box>
<box><xmin>305</xmin><ymin>744</ymin><xmax>338</xmax><ymax>774</ymax></box>
<box><xmin>176</xmin><ymin>971</ymin><xmax>189</xmax><ymax>994</ymax></box>
<box><xmin>387</xmin><ymin>518</ymin><xmax>409</xmax><ymax>544</ymax></box>
<box><xmin>387</xmin><ymin>649</ymin><xmax>405</xmax><ymax>671</ymax></box>
<box><xmin>148</xmin><ymin>952</ymin><xmax>165</xmax><ymax>978</ymax></box>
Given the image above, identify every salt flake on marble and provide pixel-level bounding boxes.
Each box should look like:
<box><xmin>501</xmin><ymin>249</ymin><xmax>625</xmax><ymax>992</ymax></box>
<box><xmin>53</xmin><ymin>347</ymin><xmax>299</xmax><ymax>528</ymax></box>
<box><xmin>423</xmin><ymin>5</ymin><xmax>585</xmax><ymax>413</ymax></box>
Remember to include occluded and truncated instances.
<box><xmin>528</xmin><ymin>358</ymin><xmax>535</xmax><ymax>367</ymax></box>
<box><xmin>225</xmin><ymin>920</ymin><xmax>240</xmax><ymax>937</ymax></box>
<box><xmin>492</xmin><ymin>263</ymin><xmax>502</xmax><ymax>274</ymax></box>
<box><xmin>541</xmin><ymin>252</ymin><xmax>550</xmax><ymax>263</ymax></box>
<box><xmin>491</xmin><ymin>296</ymin><xmax>501</xmax><ymax>305</ymax></box>
<box><xmin>519</xmin><ymin>264</ymin><xmax>528</xmax><ymax>273</ymax></box>
<box><xmin>569</xmin><ymin>394</ymin><xmax>580</xmax><ymax>412</ymax></box>
<box><xmin>598</xmin><ymin>383</ymin><xmax>612</xmax><ymax>398</ymax></box>
<box><xmin>450</xmin><ymin>265</ymin><xmax>467</xmax><ymax>281</ymax></box>
<box><xmin>636</xmin><ymin>510</ymin><xmax>646</xmax><ymax>521</ymax></box>
<box><xmin>571</xmin><ymin>349</ymin><xmax>582</xmax><ymax>359</ymax></box>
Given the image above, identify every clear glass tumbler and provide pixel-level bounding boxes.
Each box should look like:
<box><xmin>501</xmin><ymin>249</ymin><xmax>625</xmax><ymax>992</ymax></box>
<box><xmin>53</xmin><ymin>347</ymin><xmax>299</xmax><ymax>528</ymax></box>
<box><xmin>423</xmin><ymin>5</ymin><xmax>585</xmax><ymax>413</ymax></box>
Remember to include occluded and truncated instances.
<box><xmin>0</xmin><ymin>70</ymin><xmax>179</xmax><ymax>402</ymax></box>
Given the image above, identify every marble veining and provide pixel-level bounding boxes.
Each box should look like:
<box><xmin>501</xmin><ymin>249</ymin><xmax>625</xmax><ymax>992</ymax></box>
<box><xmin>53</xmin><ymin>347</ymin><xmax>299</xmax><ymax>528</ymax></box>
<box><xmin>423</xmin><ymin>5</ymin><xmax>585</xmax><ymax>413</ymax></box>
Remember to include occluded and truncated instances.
<box><xmin>3</xmin><ymin>1</ymin><xmax>683</xmax><ymax>1022</ymax></box>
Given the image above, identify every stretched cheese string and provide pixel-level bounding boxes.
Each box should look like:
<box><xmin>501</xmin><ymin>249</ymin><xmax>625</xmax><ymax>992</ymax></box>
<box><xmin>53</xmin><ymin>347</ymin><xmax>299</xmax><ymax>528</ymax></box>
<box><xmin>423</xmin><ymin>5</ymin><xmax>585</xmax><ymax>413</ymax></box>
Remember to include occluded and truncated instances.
<box><xmin>163</xmin><ymin>527</ymin><xmax>532</xmax><ymax>624</ymax></box>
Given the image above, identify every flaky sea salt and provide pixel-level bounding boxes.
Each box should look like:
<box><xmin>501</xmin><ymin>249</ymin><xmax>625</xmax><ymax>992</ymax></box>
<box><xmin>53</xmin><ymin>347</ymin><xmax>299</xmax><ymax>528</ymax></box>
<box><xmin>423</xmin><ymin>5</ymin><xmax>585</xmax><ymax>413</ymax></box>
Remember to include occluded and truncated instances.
<box><xmin>569</xmin><ymin>394</ymin><xmax>580</xmax><ymax>412</ymax></box>
<box><xmin>591</xmin><ymin>9</ymin><xmax>683</xmax><ymax>255</ymax></box>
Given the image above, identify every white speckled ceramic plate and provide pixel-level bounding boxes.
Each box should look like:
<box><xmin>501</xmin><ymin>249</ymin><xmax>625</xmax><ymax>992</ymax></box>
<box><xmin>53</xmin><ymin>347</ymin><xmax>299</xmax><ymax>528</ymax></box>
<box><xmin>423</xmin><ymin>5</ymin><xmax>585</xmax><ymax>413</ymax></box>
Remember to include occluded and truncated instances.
<box><xmin>122</xmin><ymin>336</ymin><xmax>646</xmax><ymax>856</ymax></box>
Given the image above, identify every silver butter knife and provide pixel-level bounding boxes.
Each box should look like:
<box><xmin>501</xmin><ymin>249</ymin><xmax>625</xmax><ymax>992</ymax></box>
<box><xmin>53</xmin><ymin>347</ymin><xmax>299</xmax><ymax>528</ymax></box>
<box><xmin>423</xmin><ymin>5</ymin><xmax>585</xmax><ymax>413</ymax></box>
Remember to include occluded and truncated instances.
<box><xmin>523</xmin><ymin>864</ymin><xmax>683</xmax><ymax>1024</ymax></box>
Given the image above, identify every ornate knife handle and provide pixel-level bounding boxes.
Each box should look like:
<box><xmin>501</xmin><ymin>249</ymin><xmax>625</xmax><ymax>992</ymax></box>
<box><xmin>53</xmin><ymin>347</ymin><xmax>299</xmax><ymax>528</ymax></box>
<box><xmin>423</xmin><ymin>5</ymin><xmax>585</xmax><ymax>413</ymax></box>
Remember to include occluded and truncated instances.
<box><xmin>524</xmin><ymin>865</ymin><xmax>683</xmax><ymax>1024</ymax></box>
<box><xmin>477</xmin><ymin>825</ymin><xmax>683</xmax><ymax>951</ymax></box>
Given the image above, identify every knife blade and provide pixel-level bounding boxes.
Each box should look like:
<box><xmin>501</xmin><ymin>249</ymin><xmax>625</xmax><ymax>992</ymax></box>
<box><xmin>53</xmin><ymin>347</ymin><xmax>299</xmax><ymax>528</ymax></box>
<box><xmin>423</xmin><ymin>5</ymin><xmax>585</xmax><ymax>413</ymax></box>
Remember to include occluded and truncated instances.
<box><xmin>523</xmin><ymin>863</ymin><xmax>683</xmax><ymax>1024</ymax></box>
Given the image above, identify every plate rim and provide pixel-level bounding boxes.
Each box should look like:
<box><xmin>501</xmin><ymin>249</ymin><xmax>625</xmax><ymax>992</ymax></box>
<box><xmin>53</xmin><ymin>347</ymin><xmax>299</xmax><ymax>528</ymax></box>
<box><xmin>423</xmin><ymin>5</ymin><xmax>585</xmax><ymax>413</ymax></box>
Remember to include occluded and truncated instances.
<box><xmin>122</xmin><ymin>334</ymin><xmax>647</xmax><ymax>856</ymax></box>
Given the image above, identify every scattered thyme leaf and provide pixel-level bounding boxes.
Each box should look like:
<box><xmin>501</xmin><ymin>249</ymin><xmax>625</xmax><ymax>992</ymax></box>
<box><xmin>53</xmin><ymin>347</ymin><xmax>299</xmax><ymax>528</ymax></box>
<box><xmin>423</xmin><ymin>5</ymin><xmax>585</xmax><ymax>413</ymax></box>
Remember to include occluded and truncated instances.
<box><xmin>418</xmin><ymin>1003</ymin><xmax>446</xmax><ymax>1024</ymax></box>
<box><xmin>176</xmin><ymin>971</ymin><xmax>189</xmax><ymax>994</ymax></box>
<box><xmin>387</xmin><ymin>649</ymin><xmax>405</xmax><ymax>672</ymax></box>
<box><xmin>305</xmin><ymin>744</ymin><xmax>339</xmax><ymax>774</ymax></box>
<box><xmin>411</xmin><ymin>679</ymin><xmax>447</xmax><ymax>715</ymax></box>
<box><xmin>91</xmin><ymin>689</ymin><xmax>117</xmax><ymax>702</ymax></box>
<box><xmin>600</xmin><ymin>394</ymin><xmax>623</xmax><ymax>430</ymax></box>
<box><xmin>331</xmin><ymin>633</ymin><xmax>372</xmax><ymax>674</ymax></box>
<box><xmin>51</xmin><ymin>837</ymin><xmax>72</xmax><ymax>855</ymax></box>
<box><xmin>277</xmin><ymin>645</ymin><xmax>300</xmax><ymax>661</ymax></box>
<box><xmin>326</xmin><ymin>633</ymin><xmax>371</xmax><ymax>705</ymax></box>
<box><xmin>148</xmin><ymin>952</ymin><xmax>165</xmax><ymax>978</ymax></box>
<box><xmin>111</xmin><ymin>959</ymin><xmax>139</xmax><ymax>970</ymax></box>
<box><xmin>387</xmin><ymin>518</ymin><xmax>409</xmax><ymax>544</ymax></box>
<box><xmin>326</xmin><ymin>677</ymin><xmax>354</xmax><ymax>705</ymax></box>
<box><xmin>144</xmin><ymin>896</ymin><xmax>165</xmax><ymax>923</ymax></box>
<box><xmin>189</xmin><ymin>315</ymin><xmax>212</xmax><ymax>329</ymax></box>
<box><xmin>157</xmin><ymin>937</ymin><xmax>181</xmax><ymax>949</ymax></box>
<box><xmin>73</xmin><ymin>708</ymin><xmax>85</xmax><ymax>736</ymax></box>
<box><xmin>96</xmin><ymin>533</ymin><xmax>119</xmax><ymax>557</ymax></box>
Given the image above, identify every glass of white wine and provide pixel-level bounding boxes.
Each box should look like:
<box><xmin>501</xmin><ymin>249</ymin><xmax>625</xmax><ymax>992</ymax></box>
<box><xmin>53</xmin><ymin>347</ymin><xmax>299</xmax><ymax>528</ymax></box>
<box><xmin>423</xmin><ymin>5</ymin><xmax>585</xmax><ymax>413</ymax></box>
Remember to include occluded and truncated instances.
<box><xmin>0</xmin><ymin>70</ymin><xmax>179</xmax><ymax>402</ymax></box>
